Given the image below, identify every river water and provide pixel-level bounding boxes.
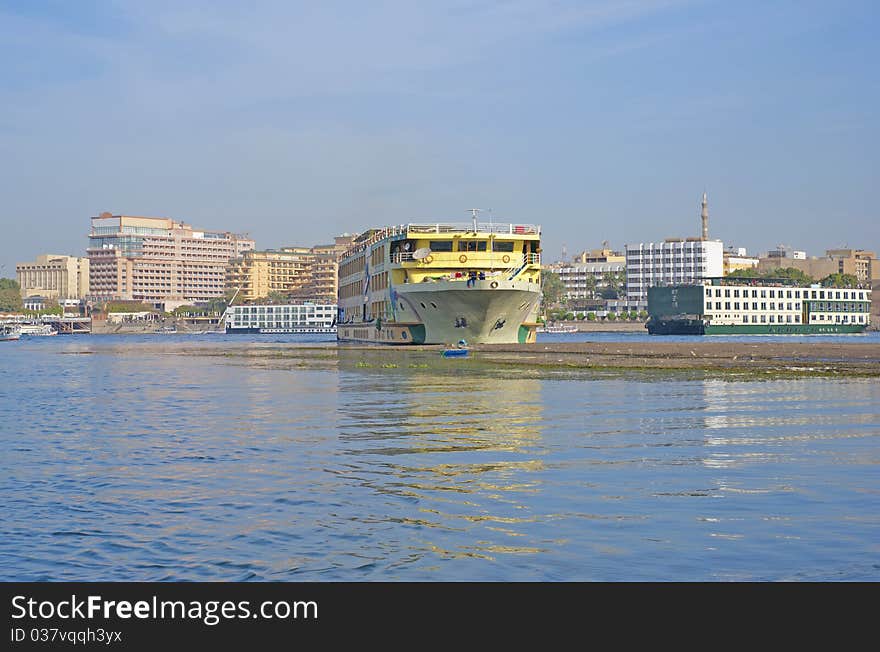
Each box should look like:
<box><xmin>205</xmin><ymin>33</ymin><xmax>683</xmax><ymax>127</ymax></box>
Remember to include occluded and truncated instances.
<box><xmin>2</xmin><ymin>333</ymin><xmax>879</xmax><ymax>581</ymax></box>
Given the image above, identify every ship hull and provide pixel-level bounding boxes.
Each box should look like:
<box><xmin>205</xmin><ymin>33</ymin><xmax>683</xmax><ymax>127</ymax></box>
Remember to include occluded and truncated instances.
<box><xmin>337</xmin><ymin>279</ymin><xmax>541</xmax><ymax>345</ymax></box>
<box><xmin>647</xmin><ymin>318</ymin><xmax>868</xmax><ymax>335</ymax></box>
<box><xmin>226</xmin><ymin>327</ymin><xmax>336</xmax><ymax>334</ymax></box>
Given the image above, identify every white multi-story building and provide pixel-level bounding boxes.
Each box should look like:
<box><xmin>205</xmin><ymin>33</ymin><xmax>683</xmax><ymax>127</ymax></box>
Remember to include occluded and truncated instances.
<box><xmin>556</xmin><ymin>261</ymin><xmax>626</xmax><ymax>299</ymax></box>
<box><xmin>625</xmin><ymin>238</ymin><xmax>724</xmax><ymax>302</ymax></box>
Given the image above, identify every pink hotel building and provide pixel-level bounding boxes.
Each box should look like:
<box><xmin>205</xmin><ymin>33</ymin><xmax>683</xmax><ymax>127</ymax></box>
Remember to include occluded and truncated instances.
<box><xmin>88</xmin><ymin>213</ymin><xmax>255</xmax><ymax>307</ymax></box>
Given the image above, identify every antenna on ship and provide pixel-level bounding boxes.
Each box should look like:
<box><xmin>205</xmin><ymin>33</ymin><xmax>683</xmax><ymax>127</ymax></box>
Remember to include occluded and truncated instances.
<box><xmin>468</xmin><ymin>208</ymin><xmax>489</xmax><ymax>232</ymax></box>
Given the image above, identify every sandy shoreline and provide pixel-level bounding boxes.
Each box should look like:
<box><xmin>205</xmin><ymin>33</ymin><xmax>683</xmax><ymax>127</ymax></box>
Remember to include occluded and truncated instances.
<box><xmin>467</xmin><ymin>341</ymin><xmax>880</xmax><ymax>375</ymax></box>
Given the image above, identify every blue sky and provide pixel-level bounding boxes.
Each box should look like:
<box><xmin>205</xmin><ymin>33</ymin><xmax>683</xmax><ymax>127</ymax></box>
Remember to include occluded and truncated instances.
<box><xmin>1</xmin><ymin>0</ymin><xmax>877</xmax><ymax>273</ymax></box>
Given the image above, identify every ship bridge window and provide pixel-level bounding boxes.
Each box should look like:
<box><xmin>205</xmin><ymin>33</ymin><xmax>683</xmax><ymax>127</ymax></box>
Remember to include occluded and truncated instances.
<box><xmin>459</xmin><ymin>240</ymin><xmax>487</xmax><ymax>252</ymax></box>
<box><xmin>429</xmin><ymin>240</ymin><xmax>453</xmax><ymax>252</ymax></box>
<box><xmin>493</xmin><ymin>241</ymin><xmax>515</xmax><ymax>252</ymax></box>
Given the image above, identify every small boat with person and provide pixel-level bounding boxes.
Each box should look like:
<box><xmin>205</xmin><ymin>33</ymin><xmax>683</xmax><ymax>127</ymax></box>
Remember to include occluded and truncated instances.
<box><xmin>442</xmin><ymin>339</ymin><xmax>470</xmax><ymax>357</ymax></box>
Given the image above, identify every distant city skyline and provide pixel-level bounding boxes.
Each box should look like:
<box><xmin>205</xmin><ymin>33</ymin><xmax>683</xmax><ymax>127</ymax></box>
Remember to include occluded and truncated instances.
<box><xmin>2</xmin><ymin>0</ymin><xmax>878</xmax><ymax>274</ymax></box>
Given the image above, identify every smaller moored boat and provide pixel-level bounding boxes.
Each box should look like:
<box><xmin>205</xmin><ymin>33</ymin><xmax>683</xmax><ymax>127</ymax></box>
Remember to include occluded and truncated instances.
<box><xmin>442</xmin><ymin>339</ymin><xmax>470</xmax><ymax>357</ymax></box>
<box><xmin>1</xmin><ymin>324</ymin><xmax>21</xmax><ymax>341</ymax></box>
<box><xmin>537</xmin><ymin>324</ymin><xmax>578</xmax><ymax>334</ymax></box>
<box><xmin>20</xmin><ymin>324</ymin><xmax>57</xmax><ymax>337</ymax></box>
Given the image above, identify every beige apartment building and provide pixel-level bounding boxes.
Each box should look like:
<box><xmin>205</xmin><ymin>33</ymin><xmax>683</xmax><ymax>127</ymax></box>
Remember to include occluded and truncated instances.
<box><xmin>722</xmin><ymin>246</ymin><xmax>759</xmax><ymax>275</ymax></box>
<box><xmin>756</xmin><ymin>248</ymin><xmax>878</xmax><ymax>285</ymax></box>
<box><xmin>227</xmin><ymin>234</ymin><xmax>355</xmax><ymax>303</ymax></box>
<box><xmin>16</xmin><ymin>254</ymin><xmax>90</xmax><ymax>300</ymax></box>
<box><xmin>568</xmin><ymin>247</ymin><xmax>626</xmax><ymax>264</ymax></box>
<box><xmin>226</xmin><ymin>248</ymin><xmax>314</xmax><ymax>302</ymax></box>
<box><xmin>87</xmin><ymin>213</ymin><xmax>254</xmax><ymax>307</ymax></box>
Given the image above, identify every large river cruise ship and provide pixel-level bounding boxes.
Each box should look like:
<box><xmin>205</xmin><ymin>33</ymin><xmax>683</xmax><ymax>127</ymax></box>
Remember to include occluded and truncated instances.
<box><xmin>337</xmin><ymin>217</ymin><xmax>542</xmax><ymax>344</ymax></box>
<box><xmin>647</xmin><ymin>278</ymin><xmax>872</xmax><ymax>334</ymax></box>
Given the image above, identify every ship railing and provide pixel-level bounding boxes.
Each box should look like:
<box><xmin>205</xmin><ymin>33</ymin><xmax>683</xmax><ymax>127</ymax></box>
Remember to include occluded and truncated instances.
<box><xmin>343</xmin><ymin>223</ymin><xmax>541</xmax><ymax>259</ymax></box>
<box><xmin>406</xmin><ymin>223</ymin><xmax>540</xmax><ymax>235</ymax></box>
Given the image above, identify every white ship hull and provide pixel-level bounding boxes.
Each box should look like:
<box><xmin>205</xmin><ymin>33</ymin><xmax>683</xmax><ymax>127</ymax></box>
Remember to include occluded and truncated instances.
<box><xmin>336</xmin><ymin>220</ymin><xmax>543</xmax><ymax>346</ymax></box>
<box><xmin>338</xmin><ymin>279</ymin><xmax>541</xmax><ymax>345</ymax></box>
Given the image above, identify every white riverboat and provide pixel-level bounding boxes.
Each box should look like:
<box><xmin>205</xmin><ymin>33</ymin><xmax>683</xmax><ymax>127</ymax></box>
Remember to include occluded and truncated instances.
<box><xmin>1</xmin><ymin>324</ymin><xmax>21</xmax><ymax>341</ymax></box>
<box><xmin>19</xmin><ymin>324</ymin><xmax>57</xmax><ymax>337</ymax></box>
<box><xmin>225</xmin><ymin>303</ymin><xmax>337</xmax><ymax>334</ymax></box>
<box><xmin>537</xmin><ymin>324</ymin><xmax>578</xmax><ymax>334</ymax></box>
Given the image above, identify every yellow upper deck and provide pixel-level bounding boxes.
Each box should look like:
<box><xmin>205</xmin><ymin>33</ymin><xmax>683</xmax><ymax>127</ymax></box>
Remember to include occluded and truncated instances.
<box><xmin>339</xmin><ymin>222</ymin><xmax>542</xmax><ymax>297</ymax></box>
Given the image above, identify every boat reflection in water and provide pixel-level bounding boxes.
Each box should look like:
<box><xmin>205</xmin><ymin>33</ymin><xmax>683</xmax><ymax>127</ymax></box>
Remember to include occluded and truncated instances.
<box><xmin>334</xmin><ymin>348</ymin><xmax>548</xmax><ymax>564</ymax></box>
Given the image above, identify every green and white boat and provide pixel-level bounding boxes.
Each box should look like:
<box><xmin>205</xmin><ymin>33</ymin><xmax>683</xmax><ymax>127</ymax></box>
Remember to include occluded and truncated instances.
<box><xmin>647</xmin><ymin>279</ymin><xmax>871</xmax><ymax>335</ymax></box>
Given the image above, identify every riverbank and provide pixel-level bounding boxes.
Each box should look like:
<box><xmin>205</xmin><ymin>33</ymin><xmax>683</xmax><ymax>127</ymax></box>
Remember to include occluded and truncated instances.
<box><xmin>470</xmin><ymin>341</ymin><xmax>880</xmax><ymax>376</ymax></box>
<box><xmin>90</xmin><ymin>318</ymin><xmax>221</xmax><ymax>334</ymax></box>
<box><xmin>552</xmin><ymin>320</ymin><xmax>645</xmax><ymax>332</ymax></box>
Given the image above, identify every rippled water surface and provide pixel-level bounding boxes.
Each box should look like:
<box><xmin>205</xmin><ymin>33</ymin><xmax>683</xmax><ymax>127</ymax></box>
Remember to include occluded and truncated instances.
<box><xmin>2</xmin><ymin>334</ymin><xmax>879</xmax><ymax>581</ymax></box>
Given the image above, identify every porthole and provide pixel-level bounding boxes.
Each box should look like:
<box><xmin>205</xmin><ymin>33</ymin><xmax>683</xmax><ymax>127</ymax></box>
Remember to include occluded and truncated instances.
<box><xmin>420</xmin><ymin>302</ymin><xmax>427</xmax><ymax>309</ymax></box>
<box><xmin>430</xmin><ymin>302</ymin><xmax>437</xmax><ymax>309</ymax></box>
<box><xmin>399</xmin><ymin>302</ymin><xmax>405</xmax><ymax>310</ymax></box>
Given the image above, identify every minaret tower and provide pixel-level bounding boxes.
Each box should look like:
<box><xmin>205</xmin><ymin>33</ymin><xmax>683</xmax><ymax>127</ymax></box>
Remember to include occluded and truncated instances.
<box><xmin>700</xmin><ymin>191</ymin><xmax>709</xmax><ymax>240</ymax></box>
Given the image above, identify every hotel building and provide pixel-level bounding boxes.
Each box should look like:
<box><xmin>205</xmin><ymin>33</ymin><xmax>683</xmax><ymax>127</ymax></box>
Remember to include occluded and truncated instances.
<box><xmin>550</xmin><ymin>247</ymin><xmax>626</xmax><ymax>308</ymax></box>
<box><xmin>625</xmin><ymin>192</ymin><xmax>724</xmax><ymax>302</ymax></box>
<box><xmin>16</xmin><ymin>254</ymin><xmax>89</xmax><ymax>300</ymax></box>
<box><xmin>625</xmin><ymin>238</ymin><xmax>724</xmax><ymax>302</ymax></box>
<box><xmin>87</xmin><ymin>213</ymin><xmax>254</xmax><ymax>307</ymax></box>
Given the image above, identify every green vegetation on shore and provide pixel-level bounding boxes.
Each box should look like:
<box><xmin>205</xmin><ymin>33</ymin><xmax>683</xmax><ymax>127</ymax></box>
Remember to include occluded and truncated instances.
<box><xmin>0</xmin><ymin>278</ymin><xmax>23</xmax><ymax>312</ymax></box>
<box><xmin>727</xmin><ymin>267</ymin><xmax>862</xmax><ymax>288</ymax></box>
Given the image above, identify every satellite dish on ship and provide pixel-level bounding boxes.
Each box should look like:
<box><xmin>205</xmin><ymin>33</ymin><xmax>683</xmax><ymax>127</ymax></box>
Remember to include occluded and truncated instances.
<box><xmin>413</xmin><ymin>248</ymin><xmax>432</xmax><ymax>260</ymax></box>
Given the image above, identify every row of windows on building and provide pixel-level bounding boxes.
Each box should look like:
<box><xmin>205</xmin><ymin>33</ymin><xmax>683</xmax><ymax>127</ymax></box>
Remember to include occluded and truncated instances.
<box><xmin>628</xmin><ymin>267</ymin><xmax>706</xmax><ymax>273</ymax></box>
<box><xmin>708</xmin><ymin>300</ymin><xmax>868</xmax><ymax>313</ymax></box>
<box><xmin>233</xmin><ymin>306</ymin><xmax>334</xmax><ymax>313</ymax></box>
<box><xmin>707</xmin><ymin>287</ymin><xmax>870</xmax><ymax>300</ymax></box>
<box><xmin>708</xmin><ymin>314</ymin><xmax>868</xmax><ymax>324</ymax></box>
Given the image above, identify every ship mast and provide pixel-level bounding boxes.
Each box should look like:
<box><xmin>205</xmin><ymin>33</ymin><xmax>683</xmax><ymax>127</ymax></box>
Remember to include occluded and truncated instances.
<box><xmin>468</xmin><ymin>208</ymin><xmax>487</xmax><ymax>232</ymax></box>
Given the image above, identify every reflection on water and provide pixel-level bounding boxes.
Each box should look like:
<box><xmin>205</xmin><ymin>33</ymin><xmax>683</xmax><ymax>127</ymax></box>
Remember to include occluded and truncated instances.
<box><xmin>334</xmin><ymin>360</ymin><xmax>546</xmax><ymax>563</ymax></box>
<box><xmin>1</xmin><ymin>335</ymin><xmax>879</xmax><ymax>581</ymax></box>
